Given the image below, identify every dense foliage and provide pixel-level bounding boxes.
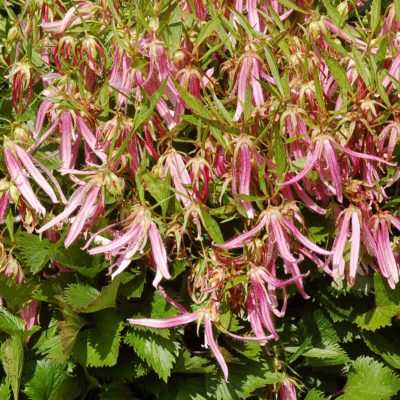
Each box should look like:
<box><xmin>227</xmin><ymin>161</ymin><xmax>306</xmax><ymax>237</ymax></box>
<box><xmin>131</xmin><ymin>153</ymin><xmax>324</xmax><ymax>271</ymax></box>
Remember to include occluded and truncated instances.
<box><xmin>1</xmin><ymin>0</ymin><xmax>400</xmax><ymax>399</ymax></box>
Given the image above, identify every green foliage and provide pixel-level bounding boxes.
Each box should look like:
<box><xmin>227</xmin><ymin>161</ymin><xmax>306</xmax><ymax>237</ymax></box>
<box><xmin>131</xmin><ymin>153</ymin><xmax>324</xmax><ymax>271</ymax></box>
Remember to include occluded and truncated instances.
<box><xmin>125</xmin><ymin>329</ymin><xmax>181</xmax><ymax>382</ymax></box>
<box><xmin>23</xmin><ymin>360</ymin><xmax>69</xmax><ymax>400</ymax></box>
<box><xmin>338</xmin><ymin>357</ymin><xmax>400</xmax><ymax>400</ymax></box>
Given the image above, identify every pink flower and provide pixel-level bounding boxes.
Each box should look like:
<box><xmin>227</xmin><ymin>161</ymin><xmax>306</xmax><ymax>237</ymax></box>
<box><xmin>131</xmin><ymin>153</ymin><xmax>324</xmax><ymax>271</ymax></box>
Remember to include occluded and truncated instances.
<box><xmin>41</xmin><ymin>2</ymin><xmax>97</xmax><ymax>33</ymax></box>
<box><xmin>232</xmin><ymin>137</ymin><xmax>255</xmax><ymax>218</ymax></box>
<box><xmin>128</xmin><ymin>308</ymin><xmax>229</xmax><ymax>381</ymax></box>
<box><xmin>232</xmin><ymin>50</ymin><xmax>268</xmax><ymax>121</ymax></box>
<box><xmin>3</xmin><ymin>142</ymin><xmax>64</xmax><ymax>216</ymax></box>
<box><xmin>329</xmin><ymin>208</ymin><xmax>361</xmax><ymax>285</ymax></box>
<box><xmin>86</xmin><ymin>207</ymin><xmax>171</xmax><ymax>286</ymax></box>
<box><xmin>19</xmin><ymin>300</ymin><xmax>39</xmax><ymax>331</ymax></box>
<box><xmin>37</xmin><ymin>182</ymin><xmax>103</xmax><ymax>248</ymax></box>
<box><xmin>279</xmin><ymin>381</ymin><xmax>298</xmax><ymax>400</ymax></box>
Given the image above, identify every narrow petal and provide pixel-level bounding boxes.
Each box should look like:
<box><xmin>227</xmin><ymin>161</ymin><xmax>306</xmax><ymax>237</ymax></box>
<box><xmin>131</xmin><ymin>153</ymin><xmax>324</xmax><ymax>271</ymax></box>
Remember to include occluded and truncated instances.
<box><xmin>149</xmin><ymin>221</ymin><xmax>171</xmax><ymax>286</ymax></box>
<box><xmin>338</xmin><ymin>144</ymin><xmax>395</xmax><ymax>166</ymax></box>
<box><xmin>128</xmin><ymin>312</ymin><xmax>200</xmax><ymax>328</ymax></box>
<box><xmin>349</xmin><ymin>211</ymin><xmax>361</xmax><ymax>283</ymax></box>
<box><xmin>88</xmin><ymin>223</ymin><xmax>142</xmax><ymax>255</ymax></box>
<box><xmin>323</xmin><ymin>139</ymin><xmax>343</xmax><ymax>203</ymax></box>
<box><xmin>282</xmin><ymin>140</ymin><xmax>322</xmax><ymax>186</ymax></box>
<box><xmin>215</xmin><ymin>215</ymin><xmax>266</xmax><ymax>249</ymax></box>
<box><xmin>37</xmin><ymin>184</ymin><xmax>89</xmax><ymax>233</ymax></box>
<box><xmin>270</xmin><ymin>214</ymin><xmax>298</xmax><ymax>263</ymax></box>
<box><xmin>282</xmin><ymin>217</ymin><xmax>332</xmax><ymax>255</ymax></box>
<box><xmin>332</xmin><ymin>213</ymin><xmax>351</xmax><ymax>272</ymax></box>
<box><xmin>65</xmin><ymin>185</ymin><xmax>100</xmax><ymax>248</ymax></box>
<box><xmin>4</xmin><ymin>148</ymin><xmax>46</xmax><ymax>215</ymax></box>
<box><xmin>15</xmin><ymin>145</ymin><xmax>58</xmax><ymax>203</ymax></box>
<box><xmin>204</xmin><ymin>316</ymin><xmax>229</xmax><ymax>382</ymax></box>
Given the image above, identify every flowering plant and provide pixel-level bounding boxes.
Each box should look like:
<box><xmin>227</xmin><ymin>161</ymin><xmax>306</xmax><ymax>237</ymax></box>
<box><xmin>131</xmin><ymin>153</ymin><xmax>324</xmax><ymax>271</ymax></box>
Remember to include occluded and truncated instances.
<box><xmin>0</xmin><ymin>0</ymin><xmax>400</xmax><ymax>399</ymax></box>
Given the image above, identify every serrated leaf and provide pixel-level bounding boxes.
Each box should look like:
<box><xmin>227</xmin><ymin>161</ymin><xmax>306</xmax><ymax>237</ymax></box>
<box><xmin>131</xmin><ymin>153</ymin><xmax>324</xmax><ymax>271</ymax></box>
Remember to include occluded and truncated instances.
<box><xmin>78</xmin><ymin>276</ymin><xmax>122</xmax><ymax>313</ymax></box>
<box><xmin>73</xmin><ymin>310</ymin><xmax>123</xmax><ymax>367</ymax></box>
<box><xmin>339</xmin><ymin>356</ymin><xmax>400</xmax><ymax>400</ymax></box>
<box><xmin>305</xmin><ymin>389</ymin><xmax>327</xmax><ymax>400</ymax></box>
<box><xmin>57</xmin><ymin>306</ymin><xmax>85</xmax><ymax>356</ymax></box>
<box><xmin>354</xmin><ymin>274</ymin><xmax>400</xmax><ymax>331</ymax></box>
<box><xmin>0</xmin><ymin>309</ymin><xmax>25</xmax><ymax>335</ymax></box>
<box><xmin>206</xmin><ymin>360</ymin><xmax>280</xmax><ymax>400</ymax></box>
<box><xmin>63</xmin><ymin>284</ymin><xmax>100</xmax><ymax>309</ymax></box>
<box><xmin>125</xmin><ymin>329</ymin><xmax>180</xmax><ymax>382</ymax></box>
<box><xmin>173</xmin><ymin>350</ymin><xmax>215</xmax><ymax>374</ymax></box>
<box><xmin>302</xmin><ymin>343</ymin><xmax>350</xmax><ymax>366</ymax></box>
<box><xmin>0</xmin><ymin>277</ymin><xmax>37</xmax><ymax>308</ymax></box>
<box><xmin>198</xmin><ymin>205</ymin><xmax>224</xmax><ymax>244</ymax></box>
<box><xmin>363</xmin><ymin>332</ymin><xmax>400</xmax><ymax>369</ymax></box>
<box><xmin>1</xmin><ymin>335</ymin><xmax>24</xmax><ymax>400</ymax></box>
<box><xmin>16</xmin><ymin>232</ymin><xmax>55</xmax><ymax>274</ymax></box>
<box><xmin>24</xmin><ymin>360</ymin><xmax>69</xmax><ymax>400</ymax></box>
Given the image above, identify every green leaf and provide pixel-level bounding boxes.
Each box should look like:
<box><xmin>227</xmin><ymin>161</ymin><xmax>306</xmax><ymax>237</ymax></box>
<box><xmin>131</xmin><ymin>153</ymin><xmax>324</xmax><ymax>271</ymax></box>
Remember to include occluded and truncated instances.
<box><xmin>1</xmin><ymin>335</ymin><xmax>24</xmax><ymax>400</ymax></box>
<box><xmin>63</xmin><ymin>284</ymin><xmax>100</xmax><ymax>309</ymax></box>
<box><xmin>264</xmin><ymin>46</ymin><xmax>285</xmax><ymax>97</ymax></box>
<box><xmin>16</xmin><ymin>232</ymin><xmax>55</xmax><ymax>274</ymax></box>
<box><xmin>362</xmin><ymin>332</ymin><xmax>400</xmax><ymax>369</ymax></box>
<box><xmin>57</xmin><ymin>306</ymin><xmax>86</xmax><ymax>357</ymax></box>
<box><xmin>354</xmin><ymin>274</ymin><xmax>400</xmax><ymax>331</ymax></box>
<box><xmin>194</xmin><ymin>19</ymin><xmax>219</xmax><ymax>51</ymax></box>
<box><xmin>24</xmin><ymin>360</ymin><xmax>69</xmax><ymax>400</ymax></box>
<box><xmin>0</xmin><ymin>277</ymin><xmax>37</xmax><ymax>308</ymax></box>
<box><xmin>125</xmin><ymin>329</ymin><xmax>181</xmax><ymax>382</ymax></box>
<box><xmin>322</xmin><ymin>0</ymin><xmax>343</xmax><ymax>26</ymax></box>
<box><xmin>312</xmin><ymin>65</ymin><xmax>327</xmax><ymax>113</ymax></box>
<box><xmin>275</xmin><ymin>0</ymin><xmax>306</xmax><ymax>13</ymax></box>
<box><xmin>302</xmin><ymin>343</ymin><xmax>350</xmax><ymax>366</ymax></box>
<box><xmin>78</xmin><ymin>276</ymin><xmax>122</xmax><ymax>313</ymax></box>
<box><xmin>0</xmin><ymin>309</ymin><xmax>25</xmax><ymax>335</ymax></box>
<box><xmin>338</xmin><ymin>357</ymin><xmax>400</xmax><ymax>400</ymax></box>
<box><xmin>173</xmin><ymin>350</ymin><xmax>215</xmax><ymax>374</ymax></box>
<box><xmin>198</xmin><ymin>205</ymin><xmax>224</xmax><ymax>244</ymax></box>
<box><xmin>0</xmin><ymin>379</ymin><xmax>11</xmax><ymax>400</ymax></box>
<box><xmin>73</xmin><ymin>310</ymin><xmax>123</xmax><ymax>367</ymax></box>
<box><xmin>352</xmin><ymin>48</ymin><xmax>371</xmax><ymax>88</ymax></box>
<box><xmin>143</xmin><ymin>171</ymin><xmax>172</xmax><ymax>215</ymax></box>
<box><xmin>273</xmin><ymin>129</ymin><xmax>286</xmax><ymax>177</ymax></box>
<box><xmin>305</xmin><ymin>389</ymin><xmax>327</xmax><ymax>400</ymax></box>
<box><xmin>323</xmin><ymin>53</ymin><xmax>354</xmax><ymax>96</ymax></box>
<box><xmin>174</xmin><ymin>82</ymin><xmax>211</xmax><ymax>119</ymax></box>
<box><xmin>370</xmin><ymin>0</ymin><xmax>381</xmax><ymax>35</ymax></box>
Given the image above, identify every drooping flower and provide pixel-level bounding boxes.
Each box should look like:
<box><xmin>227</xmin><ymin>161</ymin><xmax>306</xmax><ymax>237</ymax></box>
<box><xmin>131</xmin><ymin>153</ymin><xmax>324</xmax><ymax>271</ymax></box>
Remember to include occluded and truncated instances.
<box><xmin>86</xmin><ymin>206</ymin><xmax>171</xmax><ymax>286</ymax></box>
<box><xmin>279</xmin><ymin>381</ymin><xmax>298</xmax><ymax>400</ymax></box>
<box><xmin>232</xmin><ymin>137</ymin><xmax>255</xmax><ymax>218</ymax></box>
<box><xmin>3</xmin><ymin>139</ymin><xmax>64</xmax><ymax>216</ymax></box>
<box><xmin>37</xmin><ymin>173</ymin><xmax>109</xmax><ymax>247</ymax></box>
<box><xmin>328</xmin><ymin>207</ymin><xmax>361</xmax><ymax>285</ymax></box>
<box><xmin>128</xmin><ymin>306</ymin><xmax>229</xmax><ymax>380</ymax></box>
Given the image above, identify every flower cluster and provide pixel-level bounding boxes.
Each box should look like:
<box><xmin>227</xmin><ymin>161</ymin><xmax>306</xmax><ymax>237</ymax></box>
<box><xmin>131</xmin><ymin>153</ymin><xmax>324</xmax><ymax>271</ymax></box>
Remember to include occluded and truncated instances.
<box><xmin>1</xmin><ymin>0</ymin><xmax>400</xmax><ymax>398</ymax></box>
